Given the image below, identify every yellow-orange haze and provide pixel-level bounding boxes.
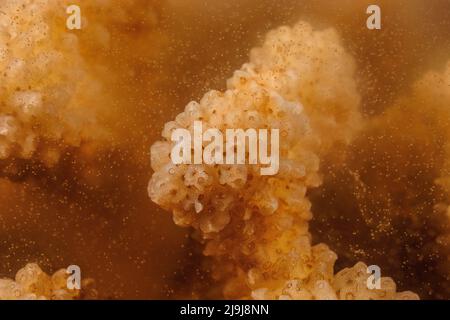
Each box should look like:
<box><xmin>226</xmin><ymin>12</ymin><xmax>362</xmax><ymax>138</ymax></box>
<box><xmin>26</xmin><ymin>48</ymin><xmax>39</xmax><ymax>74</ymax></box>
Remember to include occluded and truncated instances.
<box><xmin>0</xmin><ymin>0</ymin><xmax>449</xmax><ymax>299</ymax></box>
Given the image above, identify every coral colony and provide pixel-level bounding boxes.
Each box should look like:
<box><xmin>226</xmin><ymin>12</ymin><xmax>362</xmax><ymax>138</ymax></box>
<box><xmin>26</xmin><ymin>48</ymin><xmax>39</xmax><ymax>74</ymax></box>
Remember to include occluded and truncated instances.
<box><xmin>170</xmin><ymin>120</ymin><xmax>280</xmax><ymax>175</ymax></box>
<box><xmin>1</xmin><ymin>0</ymin><xmax>449</xmax><ymax>300</ymax></box>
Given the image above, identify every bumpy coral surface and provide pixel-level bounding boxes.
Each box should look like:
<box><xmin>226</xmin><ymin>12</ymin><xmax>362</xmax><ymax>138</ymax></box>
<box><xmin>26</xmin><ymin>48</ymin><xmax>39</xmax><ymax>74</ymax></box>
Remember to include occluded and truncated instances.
<box><xmin>425</xmin><ymin>63</ymin><xmax>450</xmax><ymax>197</ymax></box>
<box><xmin>329</xmin><ymin>61</ymin><xmax>450</xmax><ymax>298</ymax></box>
<box><xmin>148</xmin><ymin>21</ymin><xmax>418</xmax><ymax>299</ymax></box>
<box><xmin>0</xmin><ymin>263</ymin><xmax>79</xmax><ymax>300</ymax></box>
<box><xmin>0</xmin><ymin>0</ymin><xmax>172</xmax><ymax>300</ymax></box>
<box><xmin>245</xmin><ymin>23</ymin><xmax>362</xmax><ymax>152</ymax></box>
<box><xmin>0</xmin><ymin>0</ymin><xmax>110</xmax><ymax>168</ymax></box>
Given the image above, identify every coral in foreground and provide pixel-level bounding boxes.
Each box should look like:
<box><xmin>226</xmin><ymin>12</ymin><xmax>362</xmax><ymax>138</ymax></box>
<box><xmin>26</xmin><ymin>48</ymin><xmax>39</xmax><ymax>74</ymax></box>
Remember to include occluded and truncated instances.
<box><xmin>148</xmin><ymin>21</ymin><xmax>417</xmax><ymax>299</ymax></box>
<box><xmin>0</xmin><ymin>263</ymin><xmax>79</xmax><ymax>300</ymax></box>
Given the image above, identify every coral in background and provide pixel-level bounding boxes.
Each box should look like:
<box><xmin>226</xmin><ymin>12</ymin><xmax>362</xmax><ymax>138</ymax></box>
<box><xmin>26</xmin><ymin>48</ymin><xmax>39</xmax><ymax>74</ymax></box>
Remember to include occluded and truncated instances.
<box><xmin>0</xmin><ymin>0</ymin><xmax>179</xmax><ymax>300</ymax></box>
<box><xmin>0</xmin><ymin>263</ymin><xmax>80</xmax><ymax>300</ymax></box>
<box><xmin>0</xmin><ymin>0</ymin><xmax>109</xmax><ymax>168</ymax></box>
<box><xmin>0</xmin><ymin>0</ymin><xmax>166</xmax><ymax>176</ymax></box>
<box><xmin>0</xmin><ymin>0</ymin><xmax>447</xmax><ymax>300</ymax></box>
<box><xmin>310</xmin><ymin>61</ymin><xmax>450</xmax><ymax>299</ymax></box>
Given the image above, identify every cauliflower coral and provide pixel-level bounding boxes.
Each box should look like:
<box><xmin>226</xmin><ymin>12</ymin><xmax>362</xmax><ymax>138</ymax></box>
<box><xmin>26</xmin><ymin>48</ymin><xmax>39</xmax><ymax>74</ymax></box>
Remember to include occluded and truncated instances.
<box><xmin>325</xmin><ymin>61</ymin><xmax>450</xmax><ymax>299</ymax></box>
<box><xmin>0</xmin><ymin>0</ymin><xmax>167</xmax><ymax>300</ymax></box>
<box><xmin>0</xmin><ymin>0</ymin><xmax>110</xmax><ymax>168</ymax></box>
<box><xmin>0</xmin><ymin>0</ymin><xmax>165</xmax><ymax>175</ymax></box>
<box><xmin>148</xmin><ymin>21</ymin><xmax>418</xmax><ymax>300</ymax></box>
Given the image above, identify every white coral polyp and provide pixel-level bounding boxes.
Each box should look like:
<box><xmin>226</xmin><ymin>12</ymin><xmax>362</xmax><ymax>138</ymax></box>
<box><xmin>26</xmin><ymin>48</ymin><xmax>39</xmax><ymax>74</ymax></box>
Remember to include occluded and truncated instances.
<box><xmin>149</xmin><ymin>21</ymin><xmax>418</xmax><ymax>299</ymax></box>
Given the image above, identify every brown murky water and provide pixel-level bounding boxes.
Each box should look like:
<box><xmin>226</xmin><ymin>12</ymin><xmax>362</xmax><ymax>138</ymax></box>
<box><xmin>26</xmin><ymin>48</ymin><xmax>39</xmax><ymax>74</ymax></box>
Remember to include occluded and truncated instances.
<box><xmin>0</xmin><ymin>0</ymin><xmax>449</xmax><ymax>299</ymax></box>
